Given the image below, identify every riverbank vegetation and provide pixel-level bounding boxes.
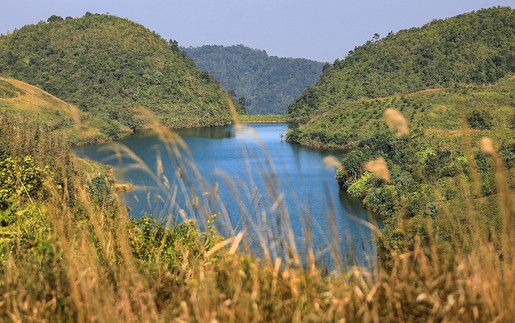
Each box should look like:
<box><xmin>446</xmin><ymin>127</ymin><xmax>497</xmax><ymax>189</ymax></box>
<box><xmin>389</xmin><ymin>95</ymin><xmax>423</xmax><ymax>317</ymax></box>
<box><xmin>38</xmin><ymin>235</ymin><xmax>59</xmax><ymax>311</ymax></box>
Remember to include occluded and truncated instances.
<box><xmin>237</xmin><ymin>113</ymin><xmax>289</xmax><ymax>123</ymax></box>
<box><xmin>287</xmin><ymin>6</ymin><xmax>514</xmax><ymax>266</ymax></box>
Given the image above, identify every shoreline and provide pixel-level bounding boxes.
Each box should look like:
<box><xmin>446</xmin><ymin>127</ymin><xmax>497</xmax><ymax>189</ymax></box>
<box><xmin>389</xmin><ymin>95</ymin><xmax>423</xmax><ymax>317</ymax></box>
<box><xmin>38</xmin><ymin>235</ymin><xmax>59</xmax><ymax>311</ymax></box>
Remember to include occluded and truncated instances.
<box><xmin>71</xmin><ymin>119</ymin><xmax>290</xmax><ymax>147</ymax></box>
<box><xmin>239</xmin><ymin>120</ymin><xmax>289</xmax><ymax>124</ymax></box>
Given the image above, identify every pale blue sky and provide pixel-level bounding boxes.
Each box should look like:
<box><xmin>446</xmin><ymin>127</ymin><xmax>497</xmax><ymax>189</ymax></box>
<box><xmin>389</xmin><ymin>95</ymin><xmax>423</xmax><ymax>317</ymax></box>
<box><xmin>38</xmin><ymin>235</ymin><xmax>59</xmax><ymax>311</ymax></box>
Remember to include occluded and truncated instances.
<box><xmin>1</xmin><ymin>0</ymin><xmax>513</xmax><ymax>62</ymax></box>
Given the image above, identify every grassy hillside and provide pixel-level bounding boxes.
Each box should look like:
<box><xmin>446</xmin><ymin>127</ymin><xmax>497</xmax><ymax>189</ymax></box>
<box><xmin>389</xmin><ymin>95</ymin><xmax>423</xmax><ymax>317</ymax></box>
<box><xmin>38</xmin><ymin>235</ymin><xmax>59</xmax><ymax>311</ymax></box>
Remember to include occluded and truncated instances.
<box><xmin>289</xmin><ymin>7</ymin><xmax>515</xmax><ymax>123</ymax></box>
<box><xmin>182</xmin><ymin>45</ymin><xmax>325</xmax><ymax>114</ymax></box>
<box><xmin>0</xmin><ymin>13</ymin><xmax>233</xmax><ymax>134</ymax></box>
<box><xmin>287</xmin><ymin>76</ymin><xmax>515</xmax><ymax>149</ymax></box>
<box><xmin>0</xmin><ymin>77</ymin><xmax>129</xmax><ymax>144</ymax></box>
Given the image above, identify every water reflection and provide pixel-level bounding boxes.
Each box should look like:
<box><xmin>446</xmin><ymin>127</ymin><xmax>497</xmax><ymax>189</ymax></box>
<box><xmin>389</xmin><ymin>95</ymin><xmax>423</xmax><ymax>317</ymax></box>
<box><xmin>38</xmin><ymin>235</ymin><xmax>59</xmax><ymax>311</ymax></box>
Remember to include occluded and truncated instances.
<box><xmin>174</xmin><ymin>126</ymin><xmax>235</xmax><ymax>139</ymax></box>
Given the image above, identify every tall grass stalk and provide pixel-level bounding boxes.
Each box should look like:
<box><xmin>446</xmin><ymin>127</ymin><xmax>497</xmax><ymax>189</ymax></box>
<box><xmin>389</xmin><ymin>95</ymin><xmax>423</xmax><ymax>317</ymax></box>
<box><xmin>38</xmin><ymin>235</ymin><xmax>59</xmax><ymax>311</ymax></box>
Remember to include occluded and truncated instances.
<box><xmin>0</xmin><ymin>108</ymin><xmax>513</xmax><ymax>321</ymax></box>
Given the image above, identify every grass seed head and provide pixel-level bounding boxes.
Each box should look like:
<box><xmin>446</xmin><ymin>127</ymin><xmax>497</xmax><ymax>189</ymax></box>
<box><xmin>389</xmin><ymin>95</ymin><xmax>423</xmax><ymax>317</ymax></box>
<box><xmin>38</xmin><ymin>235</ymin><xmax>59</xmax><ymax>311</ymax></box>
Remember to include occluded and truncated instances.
<box><xmin>384</xmin><ymin>108</ymin><xmax>409</xmax><ymax>137</ymax></box>
<box><xmin>365</xmin><ymin>157</ymin><xmax>391</xmax><ymax>183</ymax></box>
<box><xmin>480</xmin><ymin>137</ymin><xmax>495</xmax><ymax>155</ymax></box>
<box><xmin>323</xmin><ymin>156</ymin><xmax>342</xmax><ymax>169</ymax></box>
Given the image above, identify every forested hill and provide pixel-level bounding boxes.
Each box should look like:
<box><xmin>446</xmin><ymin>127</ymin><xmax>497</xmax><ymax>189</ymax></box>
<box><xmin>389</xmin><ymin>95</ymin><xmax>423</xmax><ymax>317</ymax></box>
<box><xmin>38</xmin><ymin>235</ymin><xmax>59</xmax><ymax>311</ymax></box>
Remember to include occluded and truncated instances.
<box><xmin>0</xmin><ymin>13</ymin><xmax>232</xmax><ymax>133</ymax></box>
<box><xmin>289</xmin><ymin>6</ymin><xmax>515</xmax><ymax>123</ymax></box>
<box><xmin>182</xmin><ymin>45</ymin><xmax>325</xmax><ymax>114</ymax></box>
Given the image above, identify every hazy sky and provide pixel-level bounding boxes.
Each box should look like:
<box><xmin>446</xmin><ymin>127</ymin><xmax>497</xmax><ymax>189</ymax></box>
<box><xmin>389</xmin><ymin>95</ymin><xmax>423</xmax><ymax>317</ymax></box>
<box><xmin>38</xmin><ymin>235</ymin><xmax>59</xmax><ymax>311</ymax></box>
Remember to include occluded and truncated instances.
<box><xmin>1</xmin><ymin>0</ymin><xmax>513</xmax><ymax>62</ymax></box>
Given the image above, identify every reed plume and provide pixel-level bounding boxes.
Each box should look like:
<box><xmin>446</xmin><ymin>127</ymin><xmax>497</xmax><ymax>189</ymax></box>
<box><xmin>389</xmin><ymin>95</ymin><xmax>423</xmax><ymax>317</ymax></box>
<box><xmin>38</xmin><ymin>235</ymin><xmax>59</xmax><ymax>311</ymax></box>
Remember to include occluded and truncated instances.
<box><xmin>323</xmin><ymin>155</ymin><xmax>342</xmax><ymax>169</ymax></box>
<box><xmin>365</xmin><ymin>157</ymin><xmax>391</xmax><ymax>183</ymax></box>
<box><xmin>384</xmin><ymin>108</ymin><xmax>409</xmax><ymax>136</ymax></box>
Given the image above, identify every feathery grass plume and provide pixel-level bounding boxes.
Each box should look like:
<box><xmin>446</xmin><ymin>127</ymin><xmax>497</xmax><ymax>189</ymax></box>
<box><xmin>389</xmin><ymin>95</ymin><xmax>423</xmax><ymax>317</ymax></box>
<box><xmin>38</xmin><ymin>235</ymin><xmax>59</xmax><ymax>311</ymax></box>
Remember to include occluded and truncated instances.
<box><xmin>479</xmin><ymin>137</ymin><xmax>495</xmax><ymax>155</ymax></box>
<box><xmin>479</xmin><ymin>136</ymin><xmax>512</xmax><ymax>262</ymax></box>
<box><xmin>364</xmin><ymin>157</ymin><xmax>391</xmax><ymax>183</ymax></box>
<box><xmin>323</xmin><ymin>155</ymin><xmax>342</xmax><ymax>169</ymax></box>
<box><xmin>1</xmin><ymin>105</ymin><xmax>514</xmax><ymax>320</ymax></box>
<box><xmin>384</xmin><ymin>108</ymin><xmax>409</xmax><ymax>136</ymax></box>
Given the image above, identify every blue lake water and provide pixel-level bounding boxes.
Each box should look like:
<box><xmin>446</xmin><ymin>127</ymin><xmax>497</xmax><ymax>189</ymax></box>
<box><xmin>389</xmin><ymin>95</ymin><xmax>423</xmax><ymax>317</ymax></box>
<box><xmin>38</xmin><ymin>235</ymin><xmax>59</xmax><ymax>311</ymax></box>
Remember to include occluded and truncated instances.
<box><xmin>75</xmin><ymin>123</ymin><xmax>379</xmax><ymax>268</ymax></box>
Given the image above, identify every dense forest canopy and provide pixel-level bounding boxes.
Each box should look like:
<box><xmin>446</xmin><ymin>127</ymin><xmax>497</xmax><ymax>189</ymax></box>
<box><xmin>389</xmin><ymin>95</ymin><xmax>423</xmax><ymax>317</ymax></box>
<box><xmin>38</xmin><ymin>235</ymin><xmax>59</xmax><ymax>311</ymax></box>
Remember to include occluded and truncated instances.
<box><xmin>289</xmin><ymin>7</ymin><xmax>515</xmax><ymax>123</ymax></box>
<box><xmin>182</xmin><ymin>45</ymin><xmax>325</xmax><ymax>114</ymax></box>
<box><xmin>0</xmin><ymin>13</ymin><xmax>233</xmax><ymax>135</ymax></box>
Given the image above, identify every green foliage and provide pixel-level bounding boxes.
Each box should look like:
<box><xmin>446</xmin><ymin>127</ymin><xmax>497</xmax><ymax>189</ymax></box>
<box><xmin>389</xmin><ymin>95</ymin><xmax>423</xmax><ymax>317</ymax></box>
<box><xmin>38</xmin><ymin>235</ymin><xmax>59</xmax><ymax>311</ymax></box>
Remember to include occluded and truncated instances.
<box><xmin>467</xmin><ymin>109</ymin><xmax>492</xmax><ymax>130</ymax></box>
<box><xmin>0</xmin><ymin>13</ymin><xmax>232</xmax><ymax>135</ymax></box>
<box><xmin>182</xmin><ymin>45</ymin><xmax>325</xmax><ymax>114</ymax></box>
<box><xmin>129</xmin><ymin>217</ymin><xmax>203</xmax><ymax>271</ymax></box>
<box><xmin>341</xmin><ymin>150</ymin><xmax>368</xmax><ymax>182</ymax></box>
<box><xmin>129</xmin><ymin>214</ymin><xmax>223</xmax><ymax>270</ymax></box>
<box><xmin>0</xmin><ymin>156</ymin><xmax>43</xmax><ymax>210</ymax></box>
<box><xmin>0</xmin><ymin>113</ymin><xmax>79</xmax><ymax>207</ymax></box>
<box><xmin>87</xmin><ymin>175</ymin><xmax>118</xmax><ymax>212</ymax></box>
<box><xmin>47</xmin><ymin>15</ymin><xmax>64</xmax><ymax>23</ymax></box>
<box><xmin>362</xmin><ymin>185</ymin><xmax>396</xmax><ymax>217</ymax></box>
<box><xmin>289</xmin><ymin>7</ymin><xmax>515</xmax><ymax>123</ymax></box>
<box><xmin>347</xmin><ymin>172</ymin><xmax>373</xmax><ymax>198</ymax></box>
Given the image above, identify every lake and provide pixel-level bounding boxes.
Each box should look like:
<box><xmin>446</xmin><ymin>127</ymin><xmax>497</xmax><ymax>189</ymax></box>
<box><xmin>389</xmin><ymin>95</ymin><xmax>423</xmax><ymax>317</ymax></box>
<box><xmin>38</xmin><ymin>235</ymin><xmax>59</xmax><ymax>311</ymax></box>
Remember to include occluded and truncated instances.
<box><xmin>75</xmin><ymin>123</ymin><xmax>379</xmax><ymax>268</ymax></box>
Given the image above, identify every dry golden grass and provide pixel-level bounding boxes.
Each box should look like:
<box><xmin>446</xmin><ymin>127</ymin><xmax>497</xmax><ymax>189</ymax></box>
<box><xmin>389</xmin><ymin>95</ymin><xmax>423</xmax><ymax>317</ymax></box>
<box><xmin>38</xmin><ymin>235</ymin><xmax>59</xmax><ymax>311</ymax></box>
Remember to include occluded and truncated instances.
<box><xmin>0</xmin><ymin>102</ymin><xmax>513</xmax><ymax>322</ymax></box>
<box><xmin>0</xmin><ymin>77</ymin><xmax>81</xmax><ymax>126</ymax></box>
<box><xmin>322</xmin><ymin>155</ymin><xmax>342</xmax><ymax>169</ymax></box>
<box><xmin>0</xmin><ymin>78</ymin><xmax>129</xmax><ymax>143</ymax></box>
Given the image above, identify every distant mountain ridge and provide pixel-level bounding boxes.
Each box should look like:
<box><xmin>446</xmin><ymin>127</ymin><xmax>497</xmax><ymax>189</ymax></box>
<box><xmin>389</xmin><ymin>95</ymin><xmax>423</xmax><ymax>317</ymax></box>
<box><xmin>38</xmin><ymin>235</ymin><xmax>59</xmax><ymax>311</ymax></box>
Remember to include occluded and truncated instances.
<box><xmin>0</xmin><ymin>13</ymin><xmax>232</xmax><ymax>137</ymax></box>
<box><xmin>182</xmin><ymin>45</ymin><xmax>325</xmax><ymax>114</ymax></box>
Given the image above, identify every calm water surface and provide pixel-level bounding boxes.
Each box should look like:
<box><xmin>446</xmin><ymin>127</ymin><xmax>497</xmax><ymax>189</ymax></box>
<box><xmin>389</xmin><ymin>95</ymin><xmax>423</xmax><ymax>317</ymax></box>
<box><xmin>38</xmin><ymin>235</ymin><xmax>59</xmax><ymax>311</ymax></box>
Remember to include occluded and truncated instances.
<box><xmin>75</xmin><ymin>124</ymin><xmax>379</xmax><ymax>267</ymax></box>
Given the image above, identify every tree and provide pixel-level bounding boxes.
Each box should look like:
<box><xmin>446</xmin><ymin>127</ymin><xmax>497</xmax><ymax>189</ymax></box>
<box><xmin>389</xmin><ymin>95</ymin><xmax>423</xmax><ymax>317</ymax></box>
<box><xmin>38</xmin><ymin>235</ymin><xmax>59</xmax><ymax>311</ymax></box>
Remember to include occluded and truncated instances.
<box><xmin>168</xmin><ymin>39</ymin><xmax>179</xmax><ymax>51</ymax></box>
<box><xmin>47</xmin><ymin>15</ymin><xmax>64</xmax><ymax>23</ymax></box>
<box><xmin>237</xmin><ymin>97</ymin><xmax>247</xmax><ymax>114</ymax></box>
<box><xmin>227</xmin><ymin>89</ymin><xmax>246</xmax><ymax>114</ymax></box>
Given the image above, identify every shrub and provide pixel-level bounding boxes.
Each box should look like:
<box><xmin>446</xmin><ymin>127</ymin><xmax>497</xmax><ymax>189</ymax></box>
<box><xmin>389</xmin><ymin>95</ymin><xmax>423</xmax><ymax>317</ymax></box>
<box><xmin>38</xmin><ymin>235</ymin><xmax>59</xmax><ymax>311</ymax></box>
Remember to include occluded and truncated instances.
<box><xmin>363</xmin><ymin>184</ymin><xmax>396</xmax><ymax>217</ymax></box>
<box><xmin>0</xmin><ymin>156</ymin><xmax>43</xmax><ymax>210</ymax></box>
<box><xmin>467</xmin><ymin>110</ymin><xmax>492</xmax><ymax>130</ymax></box>
<box><xmin>347</xmin><ymin>172</ymin><xmax>373</xmax><ymax>198</ymax></box>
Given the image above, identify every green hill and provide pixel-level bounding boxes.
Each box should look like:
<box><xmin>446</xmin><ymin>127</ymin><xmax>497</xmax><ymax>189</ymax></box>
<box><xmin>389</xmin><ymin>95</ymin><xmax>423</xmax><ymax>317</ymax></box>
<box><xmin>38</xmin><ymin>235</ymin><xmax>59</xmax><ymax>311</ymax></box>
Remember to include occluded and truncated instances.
<box><xmin>284</xmin><ymin>6</ymin><xmax>514</xmax><ymax>261</ymax></box>
<box><xmin>182</xmin><ymin>45</ymin><xmax>325</xmax><ymax>114</ymax></box>
<box><xmin>0</xmin><ymin>13</ymin><xmax>233</xmax><ymax>136</ymax></box>
<box><xmin>289</xmin><ymin>7</ymin><xmax>515</xmax><ymax>123</ymax></box>
<box><xmin>288</xmin><ymin>75</ymin><xmax>514</xmax><ymax>260</ymax></box>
